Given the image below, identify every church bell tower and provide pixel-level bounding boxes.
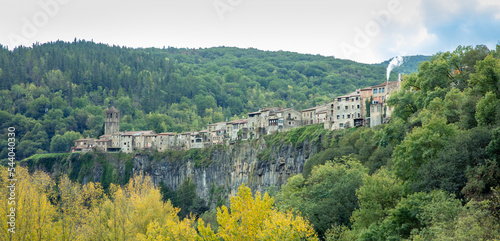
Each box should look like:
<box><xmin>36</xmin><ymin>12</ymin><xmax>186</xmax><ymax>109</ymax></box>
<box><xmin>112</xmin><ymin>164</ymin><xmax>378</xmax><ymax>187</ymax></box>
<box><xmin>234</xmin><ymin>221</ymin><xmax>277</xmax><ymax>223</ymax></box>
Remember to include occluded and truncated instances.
<box><xmin>105</xmin><ymin>106</ymin><xmax>120</xmax><ymax>135</ymax></box>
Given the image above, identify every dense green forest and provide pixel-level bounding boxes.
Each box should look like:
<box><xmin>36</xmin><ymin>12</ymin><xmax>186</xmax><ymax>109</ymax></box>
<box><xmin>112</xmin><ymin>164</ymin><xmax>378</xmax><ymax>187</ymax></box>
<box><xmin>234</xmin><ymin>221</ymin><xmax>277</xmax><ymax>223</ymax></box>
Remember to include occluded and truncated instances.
<box><xmin>269</xmin><ymin>44</ymin><xmax>500</xmax><ymax>240</ymax></box>
<box><xmin>0</xmin><ymin>40</ymin><xmax>420</xmax><ymax>161</ymax></box>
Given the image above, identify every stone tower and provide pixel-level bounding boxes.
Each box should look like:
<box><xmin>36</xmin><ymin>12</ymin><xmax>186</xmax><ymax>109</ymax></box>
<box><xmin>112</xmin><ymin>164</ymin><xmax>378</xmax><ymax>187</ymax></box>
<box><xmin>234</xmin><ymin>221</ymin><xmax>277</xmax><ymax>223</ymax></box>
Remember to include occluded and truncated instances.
<box><xmin>105</xmin><ymin>106</ymin><xmax>120</xmax><ymax>135</ymax></box>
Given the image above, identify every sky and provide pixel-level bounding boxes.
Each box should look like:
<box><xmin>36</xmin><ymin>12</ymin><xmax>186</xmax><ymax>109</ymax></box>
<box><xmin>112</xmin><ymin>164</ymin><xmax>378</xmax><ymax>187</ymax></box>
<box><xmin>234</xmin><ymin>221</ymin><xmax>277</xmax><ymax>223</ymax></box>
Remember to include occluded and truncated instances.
<box><xmin>0</xmin><ymin>0</ymin><xmax>499</xmax><ymax>64</ymax></box>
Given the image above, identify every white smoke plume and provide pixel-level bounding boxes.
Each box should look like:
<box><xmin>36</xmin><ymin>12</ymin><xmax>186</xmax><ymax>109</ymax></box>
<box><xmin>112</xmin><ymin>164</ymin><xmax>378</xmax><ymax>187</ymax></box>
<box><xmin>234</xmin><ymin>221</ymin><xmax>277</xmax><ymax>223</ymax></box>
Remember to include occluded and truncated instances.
<box><xmin>386</xmin><ymin>56</ymin><xmax>404</xmax><ymax>81</ymax></box>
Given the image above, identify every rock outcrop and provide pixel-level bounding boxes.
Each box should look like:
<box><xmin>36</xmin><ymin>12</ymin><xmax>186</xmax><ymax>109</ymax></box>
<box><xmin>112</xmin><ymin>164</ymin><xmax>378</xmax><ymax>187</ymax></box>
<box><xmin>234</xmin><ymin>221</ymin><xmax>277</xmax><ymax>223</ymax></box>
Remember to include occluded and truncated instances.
<box><xmin>135</xmin><ymin>139</ymin><xmax>318</xmax><ymax>207</ymax></box>
<box><xmin>22</xmin><ymin>136</ymin><xmax>321</xmax><ymax>208</ymax></box>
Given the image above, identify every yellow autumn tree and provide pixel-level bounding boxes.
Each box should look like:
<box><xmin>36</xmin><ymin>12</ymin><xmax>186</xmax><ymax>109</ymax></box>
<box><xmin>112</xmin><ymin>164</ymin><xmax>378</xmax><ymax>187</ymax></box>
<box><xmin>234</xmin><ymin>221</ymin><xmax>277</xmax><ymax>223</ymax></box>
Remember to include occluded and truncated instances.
<box><xmin>73</xmin><ymin>181</ymin><xmax>105</xmax><ymax>240</ymax></box>
<box><xmin>138</xmin><ymin>215</ymin><xmax>199</xmax><ymax>241</ymax></box>
<box><xmin>198</xmin><ymin>183</ymin><xmax>318</xmax><ymax>241</ymax></box>
<box><xmin>56</xmin><ymin>175</ymin><xmax>91</xmax><ymax>241</ymax></box>
<box><xmin>0</xmin><ymin>167</ymin><xmax>59</xmax><ymax>241</ymax></box>
<box><xmin>77</xmin><ymin>174</ymin><xmax>198</xmax><ymax>241</ymax></box>
<box><xmin>129</xmin><ymin>174</ymin><xmax>199</xmax><ymax>240</ymax></box>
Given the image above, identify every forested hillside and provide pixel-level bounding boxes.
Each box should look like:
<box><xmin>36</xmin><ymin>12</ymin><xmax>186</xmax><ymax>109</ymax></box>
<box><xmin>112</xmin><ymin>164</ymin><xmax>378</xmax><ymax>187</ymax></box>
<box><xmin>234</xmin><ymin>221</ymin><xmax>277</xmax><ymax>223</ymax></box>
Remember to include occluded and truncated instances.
<box><xmin>0</xmin><ymin>40</ymin><xmax>404</xmax><ymax>160</ymax></box>
<box><xmin>273</xmin><ymin>44</ymin><xmax>500</xmax><ymax>240</ymax></box>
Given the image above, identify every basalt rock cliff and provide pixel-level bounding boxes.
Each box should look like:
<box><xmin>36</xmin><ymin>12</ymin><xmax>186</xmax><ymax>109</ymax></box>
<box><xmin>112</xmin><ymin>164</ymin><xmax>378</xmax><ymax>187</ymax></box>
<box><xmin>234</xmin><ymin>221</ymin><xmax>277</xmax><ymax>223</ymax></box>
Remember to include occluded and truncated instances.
<box><xmin>22</xmin><ymin>135</ymin><xmax>322</xmax><ymax>208</ymax></box>
<box><xmin>138</xmin><ymin>139</ymin><xmax>317</xmax><ymax>206</ymax></box>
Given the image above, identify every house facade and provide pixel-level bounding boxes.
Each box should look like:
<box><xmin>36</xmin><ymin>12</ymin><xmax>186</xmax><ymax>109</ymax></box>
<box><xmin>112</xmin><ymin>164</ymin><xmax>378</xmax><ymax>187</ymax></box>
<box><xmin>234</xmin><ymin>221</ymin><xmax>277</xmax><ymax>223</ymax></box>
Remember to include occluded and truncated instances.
<box><xmin>72</xmin><ymin>138</ymin><xmax>95</xmax><ymax>152</ymax></box>
<box><xmin>324</xmin><ymin>91</ymin><xmax>363</xmax><ymax>130</ymax></box>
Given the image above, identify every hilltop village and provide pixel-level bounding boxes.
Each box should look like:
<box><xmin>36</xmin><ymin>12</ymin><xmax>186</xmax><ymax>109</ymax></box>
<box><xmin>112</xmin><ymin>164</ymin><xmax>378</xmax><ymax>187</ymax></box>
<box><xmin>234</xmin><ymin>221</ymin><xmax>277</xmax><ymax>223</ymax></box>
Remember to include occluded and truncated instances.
<box><xmin>72</xmin><ymin>77</ymin><xmax>401</xmax><ymax>153</ymax></box>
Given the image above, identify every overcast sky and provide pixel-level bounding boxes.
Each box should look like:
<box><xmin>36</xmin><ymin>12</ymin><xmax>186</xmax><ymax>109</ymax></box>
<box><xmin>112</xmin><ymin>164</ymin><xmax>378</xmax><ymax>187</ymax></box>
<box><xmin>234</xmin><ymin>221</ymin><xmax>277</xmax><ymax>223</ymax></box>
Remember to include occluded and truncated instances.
<box><xmin>1</xmin><ymin>0</ymin><xmax>499</xmax><ymax>63</ymax></box>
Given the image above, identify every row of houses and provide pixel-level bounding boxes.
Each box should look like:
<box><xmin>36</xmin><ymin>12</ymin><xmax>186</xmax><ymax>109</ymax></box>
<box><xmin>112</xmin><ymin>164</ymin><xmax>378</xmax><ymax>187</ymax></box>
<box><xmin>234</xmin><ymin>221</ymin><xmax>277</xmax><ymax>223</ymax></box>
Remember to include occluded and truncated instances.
<box><xmin>324</xmin><ymin>80</ymin><xmax>400</xmax><ymax>130</ymax></box>
<box><xmin>72</xmin><ymin>78</ymin><xmax>401</xmax><ymax>154</ymax></box>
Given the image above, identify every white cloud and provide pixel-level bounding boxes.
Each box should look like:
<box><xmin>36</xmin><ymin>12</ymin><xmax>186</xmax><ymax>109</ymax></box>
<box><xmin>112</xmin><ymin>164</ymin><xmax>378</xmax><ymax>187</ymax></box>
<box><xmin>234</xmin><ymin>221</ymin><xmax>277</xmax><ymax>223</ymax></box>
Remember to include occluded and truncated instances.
<box><xmin>365</xmin><ymin>0</ymin><xmax>438</xmax><ymax>62</ymax></box>
<box><xmin>477</xmin><ymin>0</ymin><xmax>500</xmax><ymax>18</ymax></box>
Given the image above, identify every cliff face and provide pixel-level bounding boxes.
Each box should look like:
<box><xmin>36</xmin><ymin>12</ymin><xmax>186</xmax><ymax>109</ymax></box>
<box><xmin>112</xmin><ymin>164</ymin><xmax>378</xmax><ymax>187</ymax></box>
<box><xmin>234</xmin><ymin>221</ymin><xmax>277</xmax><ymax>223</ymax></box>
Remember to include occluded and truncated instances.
<box><xmin>134</xmin><ymin>139</ymin><xmax>317</xmax><ymax>207</ymax></box>
<box><xmin>22</xmin><ymin>128</ymin><xmax>324</xmax><ymax>208</ymax></box>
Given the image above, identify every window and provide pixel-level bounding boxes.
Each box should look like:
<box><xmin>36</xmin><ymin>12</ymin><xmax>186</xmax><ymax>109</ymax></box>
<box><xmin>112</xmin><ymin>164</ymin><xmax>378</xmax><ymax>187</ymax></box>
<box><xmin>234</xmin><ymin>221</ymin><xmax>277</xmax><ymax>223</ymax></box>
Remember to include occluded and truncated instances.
<box><xmin>337</xmin><ymin>106</ymin><xmax>340</xmax><ymax>110</ymax></box>
<box><xmin>352</xmin><ymin>105</ymin><xmax>354</xmax><ymax>109</ymax></box>
<box><xmin>373</xmin><ymin>89</ymin><xmax>378</xmax><ymax>94</ymax></box>
<box><xmin>382</xmin><ymin>87</ymin><xmax>385</xmax><ymax>93</ymax></box>
<box><xmin>340</xmin><ymin>123</ymin><xmax>344</xmax><ymax>127</ymax></box>
<box><xmin>357</xmin><ymin>104</ymin><xmax>360</xmax><ymax>109</ymax></box>
<box><xmin>358</xmin><ymin>113</ymin><xmax>361</xmax><ymax>118</ymax></box>
<box><xmin>346</xmin><ymin>97</ymin><xmax>349</xmax><ymax>101</ymax></box>
<box><xmin>345</xmin><ymin>106</ymin><xmax>348</xmax><ymax>110</ymax></box>
<box><xmin>356</xmin><ymin>97</ymin><xmax>359</xmax><ymax>100</ymax></box>
<box><xmin>379</xmin><ymin>88</ymin><xmax>382</xmax><ymax>93</ymax></box>
<box><xmin>378</xmin><ymin>106</ymin><xmax>381</xmax><ymax>111</ymax></box>
<box><xmin>331</xmin><ymin>104</ymin><xmax>334</xmax><ymax>108</ymax></box>
<box><xmin>342</xmin><ymin>115</ymin><xmax>345</xmax><ymax>119</ymax></box>
<box><xmin>337</xmin><ymin>115</ymin><xmax>340</xmax><ymax>119</ymax></box>
<box><xmin>338</xmin><ymin>98</ymin><xmax>342</xmax><ymax>101</ymax></box>
<box><xmin>347</xmin><ymin>114</ymin><xmax>350</xmax><ymax>118</ymax></box>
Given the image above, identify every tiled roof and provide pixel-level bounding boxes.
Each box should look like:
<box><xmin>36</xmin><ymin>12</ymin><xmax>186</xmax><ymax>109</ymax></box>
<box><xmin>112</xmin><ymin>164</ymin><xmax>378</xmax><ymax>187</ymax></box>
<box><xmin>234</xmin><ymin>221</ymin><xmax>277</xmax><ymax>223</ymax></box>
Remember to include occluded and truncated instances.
<box><xmin>228</xmin><ymin>119</ymin><xmax>248</xmax><ymax>124</ymax></box>
<box><xmin>158</xmin><ymin>132</ymin><xmax>176</xmax><ymax>136</ymax></box>
<box><xmin>121</xmin><ymin>130</ymin><xmax>155</xmax><ymax>136</ymax></box>
<box><xmin>247</xmin><ymin>111</ymin><xmax>262</xmax><ymax>115</ymax></box>
<box><xmin>301</xmin><ymin>106</ymin><xmax>324</xmax><ymax>112</ymax></box>
<box><xmin>75</xmin><ymin>138</ymin><xmax>95</xmax><ymax>141</ymax></box>
<box><xmin>336</xmin><ymin>91</ymin><xmax>360</xmax><ymax>99</ymax></box>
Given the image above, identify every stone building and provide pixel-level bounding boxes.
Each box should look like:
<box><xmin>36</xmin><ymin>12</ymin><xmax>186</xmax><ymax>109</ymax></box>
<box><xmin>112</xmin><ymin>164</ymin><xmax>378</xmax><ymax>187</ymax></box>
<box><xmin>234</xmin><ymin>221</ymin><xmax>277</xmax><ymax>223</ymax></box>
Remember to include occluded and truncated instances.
<box><xmin>116</xmin><ymin>130</ymin><xmax>156</xmax><ymax>153</ymax></box>
<box><xmin>247</xmin><ymin>107</ymin><xmax>280</xmax><ymax>139</ymax></box>
<box><xmin>227</xmin><ymin>119</ymin><xmax>248</xmax><ymax>141</ymax></box>
<box><xmin>385</xmin><ymin>80</ymin><xmax>401</xmax><ymax>120</ymax></box>
<box><xmin>368</xmin><ymin>80</ymin><xmax>401</xmax><ymax>127</ymax></box>
<box><xmin>177</xmin><ymin>133</ymin><xmax>191</xmax><ymax>149</ymax></box>
<box><xmin>156</xmin><ymin>132</ymin><xmax>178</xmax><ymax>151</ymax></box>
<box><xmin>105</xmin><ymin>106</ymin><xmax>120</xmax><ymax>135</ymax></box>
<box><xmin>268</xmin><ymin>108</ymin><xmax>302</xmax><ymax>134</ymax></box>
<box><xmin>95</xmin><ymin>135</ymin><xmax>111</xmax><ymax>152</ymax></box>
<box><xmin>72</xmin><ymin>138</ymin><xmax>95</xmax><ymax>152</ymax></box>
<box><xmin>282</xmin><ymin>108</ymin><xmax>302</xmax><ymax>130</ymax></box>
<box><xmin>190</xmin><ymin>132</ymin><xmax>205</xmax><ymax>149</ymax></box>
<box><xmin>324</xmin><ymin>90</ymin><xmax>363</xmax><ymax>130</ymax></box>
<box><xmin>207</xmin><ymin>122</ymin><xmax>227</xmax><ymax>145</ymax></box>
<box><xmin>301</xmin><ymin>106</ymin><xmax>318</xmax><ymax>125</ymax></box>
<box><xmin>315</xmin><ymin>107</ymin><xmax>327</xmax><ymax>124</ymax></box>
